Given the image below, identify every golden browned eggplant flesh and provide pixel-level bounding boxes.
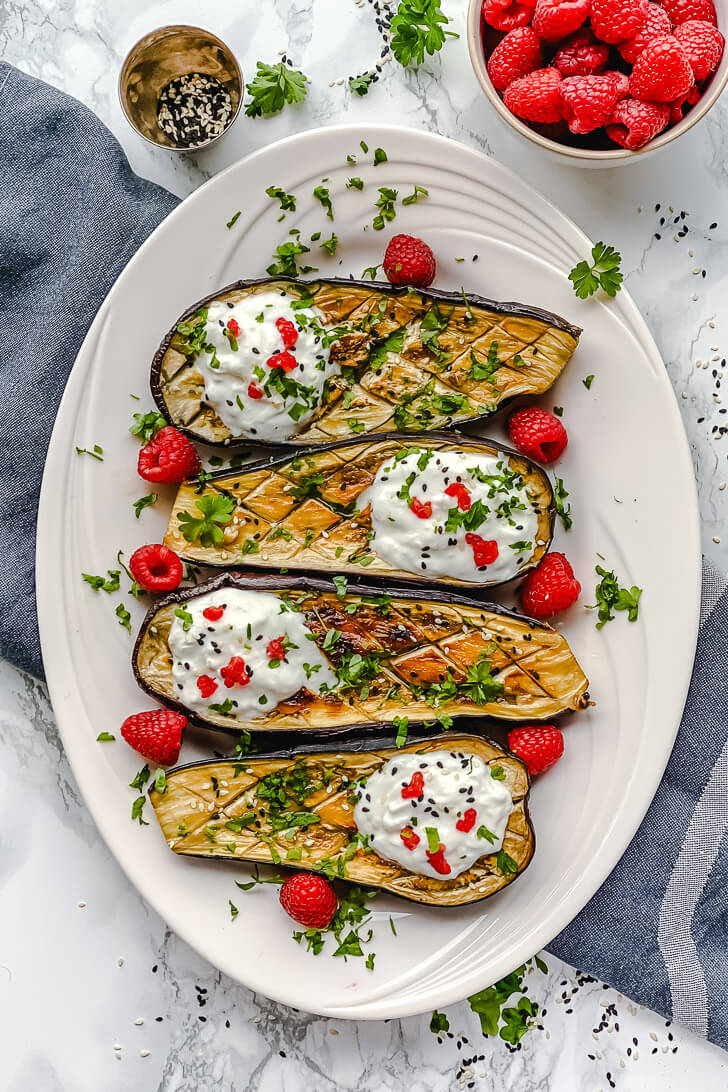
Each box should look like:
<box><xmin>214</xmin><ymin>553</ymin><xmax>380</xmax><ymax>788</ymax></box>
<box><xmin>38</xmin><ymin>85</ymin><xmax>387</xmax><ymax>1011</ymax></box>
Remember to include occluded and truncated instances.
<box><xmin>164</xmin><ymin>432</ymin><xmax>555</xmax><ymax>589</ymax></box>
<box><xmin>151</xmin><ymin>277</ymin><xmax>580</xmax><ymax>447</ymax></box>
<box><xmin>133</xmin><ymin>572</ymin><xmax>589</xmax><ymax>735</ymax></box>
<box><xmin>149</xmin><ymin>733</ymin><xmax>535</xmax><ymax>906</ymax></box>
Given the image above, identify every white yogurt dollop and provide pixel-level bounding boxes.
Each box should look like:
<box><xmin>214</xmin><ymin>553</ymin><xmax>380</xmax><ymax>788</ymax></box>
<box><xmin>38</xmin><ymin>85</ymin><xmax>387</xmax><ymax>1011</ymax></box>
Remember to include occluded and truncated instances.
<box><xmin>359</xmin><ymin>448</ymin><xmax>540</xmax><ymax>583</ymax></box>
<box><xmin>197</xmin><ymin>291</ymin><xmax>339</xmax><ymax>441</ymax></box>
<box><xmin>168</xmin><ymin>588</ymin><xmax>337</xmax><ymax>720</ymax></box>
<box><xmin>354</xmin><ymin>751</ymin><xmax>513</xmax><ymax>880</ymax></box>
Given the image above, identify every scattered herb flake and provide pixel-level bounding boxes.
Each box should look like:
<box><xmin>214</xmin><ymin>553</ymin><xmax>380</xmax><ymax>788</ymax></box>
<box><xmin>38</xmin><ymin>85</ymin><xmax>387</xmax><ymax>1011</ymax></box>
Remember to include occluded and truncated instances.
<box><xmin>373</xmin><ymin>147</ymin><xmax>388</xmax><ymax>166</ymax></box>
<box><xmin>115</xmin><ymin>603</ymin><xmax>132</xmax><ymax>632</ymax></box>
<box><xmin>75</xmin><ymin>444</ymin><xmax>104</xmax><ymax>461</ymax></box>
<box><xmin>226</xmin><ymin>210</ymin><xmax>242</xmax><ymax>229</ymax></box>
<box><xmin>96</xmin><ymin>732</ymin><xmax>115</xmax><ymax>742</ymax></box>
<box><xmin>554</xmin><ymin>477</ymin><xmax>573</xmax><ymax>531</ymax></box>
<box><xmin>589</xmin><ymin>564</ymin><xmax>642</xmax><ymax>628</ymax></box>
<box><xmin>583</xmin><ymin>374</ymin><xmax>595</xmax><ymax>389</ymax></box>
<box><xmin>129</xmin><ymin>411</ymin><xmax>166</xmax><ymax>443</ymax></box>
<box><xmin>133</xmin><ymin>493</ymin><xmax>158</xmax><ymax>519</ymax></box>
<box><xmin>265</xmin><ymin>185</ymin><xmax>296</xmax><ymax>211</ymax></box>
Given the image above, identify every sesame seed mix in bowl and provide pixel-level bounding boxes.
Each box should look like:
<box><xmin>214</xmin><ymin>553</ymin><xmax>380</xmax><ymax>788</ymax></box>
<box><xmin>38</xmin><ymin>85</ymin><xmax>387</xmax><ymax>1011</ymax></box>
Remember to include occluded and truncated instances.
<box><xmin>157</xmin><ymin>73</ymin><xmax>233</xmax><ymax>148</ymax></box>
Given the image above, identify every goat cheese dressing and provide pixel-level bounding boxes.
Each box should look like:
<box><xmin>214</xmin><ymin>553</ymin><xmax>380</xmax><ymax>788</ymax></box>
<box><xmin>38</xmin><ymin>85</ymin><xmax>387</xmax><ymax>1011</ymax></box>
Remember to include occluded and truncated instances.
<box><xmin>354</xmin><ymin>751</ymin><xmax>513</xmax><ymax>880</ymax></box>
<box><xmin>197</xmin><ymin>291</ymin><xmax>339</xmax><ymax>441</ymax></box>
<box><xmin>359</xmin><ymin>448</ymin><xmax>541</xmax><ymax>583</ymax></box>
<box><xmin>168</xmin><ymin>588</ymin><xmax>337</xmax><ymax>720</ymax></box>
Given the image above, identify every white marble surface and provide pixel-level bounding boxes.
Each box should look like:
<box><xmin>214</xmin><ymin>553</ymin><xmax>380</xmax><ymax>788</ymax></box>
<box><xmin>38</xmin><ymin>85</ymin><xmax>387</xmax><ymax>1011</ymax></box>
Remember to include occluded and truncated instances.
<box><xmin>3</xmin><ymin>0</ymin><xmax>728</xmax><ymax>1088</ymax></box>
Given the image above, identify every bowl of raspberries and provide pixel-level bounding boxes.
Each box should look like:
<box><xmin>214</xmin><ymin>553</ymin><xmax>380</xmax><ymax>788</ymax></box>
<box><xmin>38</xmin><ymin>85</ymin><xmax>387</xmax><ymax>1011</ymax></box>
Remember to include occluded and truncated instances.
<box><xmin>467</xmin><ymin>0</ymin><xmax>726</xmax><ymax>161</ymax></box>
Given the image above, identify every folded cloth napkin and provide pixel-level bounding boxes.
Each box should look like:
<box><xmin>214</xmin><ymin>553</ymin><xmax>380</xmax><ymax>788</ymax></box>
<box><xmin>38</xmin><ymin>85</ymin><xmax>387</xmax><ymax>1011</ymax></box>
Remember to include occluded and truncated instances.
<box><xmin>0</xmin><ymin>62</ymin><xmax>178</xmax><ymax>679</ymax></box>
<box><xmin>3</xmin><ymin>62</ymin><xmax>728</xmax><ymax>1050</ymax></box>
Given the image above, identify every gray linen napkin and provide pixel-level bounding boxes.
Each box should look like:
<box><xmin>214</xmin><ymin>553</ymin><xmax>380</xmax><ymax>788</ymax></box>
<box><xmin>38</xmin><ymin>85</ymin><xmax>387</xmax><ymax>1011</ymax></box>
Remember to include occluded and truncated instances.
<box><xmin>3</xmin><ymin>61</ymin><xmax>728</xmax><ymax>1050</ymax></box>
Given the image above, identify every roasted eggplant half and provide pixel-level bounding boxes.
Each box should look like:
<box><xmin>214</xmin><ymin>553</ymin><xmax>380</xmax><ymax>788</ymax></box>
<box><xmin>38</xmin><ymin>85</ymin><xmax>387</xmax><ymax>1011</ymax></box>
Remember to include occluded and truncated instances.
<box><xmin>134</xmin><ymin>572</ymin><xmax>589</xmax><ymax>736</ymax></box>
<box><xmin>164</xmin><ymin>432</ymin><xmax>555</xmax><ymax>588</ymax></box>
<box><xmin>151</xmin><ymin>277</ymin><xmax>580</xmax><ymax>448</ymax></box>
<box><xmin>149</xmin><ymin>733</ymin><xmax>535</xmax><ymax>906</ymax></box>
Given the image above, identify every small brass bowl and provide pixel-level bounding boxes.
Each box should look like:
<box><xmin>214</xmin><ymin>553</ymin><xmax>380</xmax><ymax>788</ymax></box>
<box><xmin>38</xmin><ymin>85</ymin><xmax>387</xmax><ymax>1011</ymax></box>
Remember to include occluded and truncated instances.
<box><xmin>119</xmin><ymin>25</ymin><xmax>243</xmax><ymax>152</ymax></box>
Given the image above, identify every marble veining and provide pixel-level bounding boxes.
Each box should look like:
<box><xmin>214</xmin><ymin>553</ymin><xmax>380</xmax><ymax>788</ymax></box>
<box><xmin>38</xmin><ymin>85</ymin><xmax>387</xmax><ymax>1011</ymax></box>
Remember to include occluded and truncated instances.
<box><xmin>3</xmin><ymin>0</ymin><xmax>728</xmax><ymax>1087</ymax></box>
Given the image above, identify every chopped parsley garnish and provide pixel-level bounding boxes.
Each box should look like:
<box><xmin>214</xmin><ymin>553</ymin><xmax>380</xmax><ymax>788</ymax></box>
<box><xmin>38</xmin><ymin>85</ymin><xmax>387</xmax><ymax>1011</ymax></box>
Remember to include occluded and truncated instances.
<box><xmin>177</xmin><ymin>493</ymin><xmax>236</xmax><ymax>546</ymax></box>
<box><xmin>209</xmin><ymin>698</ymin><xmax>235</xmax><ymax>715</ymax></box>
<box><xmin>131</xmin><ymin>797</ymin><xmax>148</xmax><ymax>825</ymax></box>
<box><xmin>245</xmin><ymin>61</ymin><xmax>309</xmax><ymax>118</ymax></box>
<box><xmin>82</xmin><ymin>569</ymin><xmax>120</xmax><ymax>593</ymax></box>
<box><xmin>292</xmin><ymin>886</ymin><xmax>376</xmax><ymax>965</ymax></box>
<box><xmin>373</xmin><ymin>186</ymin><xmax>398</xmax><ymax>231</ymax></box>
<box><xmin>496</xmin><ymin>849</ymin><xmax>519</xmax><ymax>876</ymax></box>
<box><xmin>347</xmin><ymin>177</ymin><xmax>365</xmax><ymax>190</ymax></box>
<box><xmin>583</xmin><ymin>374</ymin><xmax>595</xmax><ymax>389</ymax></box>
<box><xmin>477</xmin><ymin>825</ymin><xmax>496</xmax><ymax>843</ymax></box>
<box><xmin>348</xmin><ymin>418</ymin><xmax>366</xmax><ymax>433</ymax></box>
<box><xmin>402</xmin><ymin>184</ymin><xmax>429</xmax><ymax>205</ymax></box>
<box><xmin>115</xmin><ymin>603</ymin><xmax>132</xmax><ymax>632</ymax></box>
<box><xmin>241</xmin><ymin>539</ymin><xmax>260</xmax><ymax>555</ymax></box>
<box><xmin>468</xmin><ymin>957</ymin><xmax>546</xmax><ymax>1043</ymax></box>
<box><xmin>369</xmin><ymin>328</ymin><xmax>406</xmax><ymax>369</ymax></box>
<box><xmin>320</xmin><ymin>232</ymin><xmax>338</xmax><ymax>256</ymax></box>
<box><xmin>235</xmin><ymin>865</ymin><xmax>284</xmax><ymax>891</ymax></box>
<box><xmin>175</xmin><ymin>310</ymin><xmax>208</xmax><ymax>356</ymax></box>
<box><xmin>349</xmin><ymin>73</ymin><xmax>374</xmax><ymax>96</ymax></box>
<box><xmin>229</xmin><ymin>900</ymin><xmax>239</xmax><ymax>921</ymax></box>
<box><xmin>362</xmin><ymin>263</ymin><xmax>381</xmax><ymax>280</ymax></box>
<box><xmin>490</xmin><ymin>765</ymin><xmax>505</xmax><ymax>780</ymax></box>
<box><xmin>265</xmin><ymin>185</ymin><xmax>296</xmax><ymax>211</ymax></box>
<box><xmin>419</xmin><ymin>302</ymin><xmax>450</xmax><ymax>361</ymax></box>
<box><xmin>360</xmin><ymin>140</ymin><xmax>369</xmax><ymax>153</ymax></box>
<box><xmin>569</xmin><ymin>241</ymin><xmax>623</xmax><ymax>299</ymax></box>
<box><xmin>322</xmin><ymin>628</ymin><xmax>341</xmax><ymax>650</ymax></box>
<box><xmin>393</xmin><ymin>715</ymin><xmax>409</xmax><ymax>748</ymax></box>
<box><xmin>226</xmin><ymin>210</ymin><xmax>242</xmax><ymax>229</ymax></box>
<box><xmin>174</xmin><ymin>606</ymin><xmax>194</xmax><ymax>631</ymax></box>
<box><xmin>554</xmin><ymin>477</ymin><xmax>572</xmax><ymax>531</ymax></box>
<box><xmin>553</xmin><ymin>406</ymin><xmax>563</xmax><ymax>417</ymax></box>
<box><xmin>333</xmin><ymin>575</ymin><xmax>348</xmax><ymax>598</ymax></box>
<box><xmin>154</xmin><ymin>768</ymin><xmax>167</xmax><ymax>794</ymax></box>
<box><xmin>75</xmin><ymin>444</ymin><xmax>104</xmax><ymax>461</ymax></box>
<box><xmin>468</xmin><ymin>340</ymin><xmax>500</xmax><ymax>382</ymax></box>
<box><xmin>291</xmin><ymin>470</ymin><xmax>326</xmax><ymax>501</ymax></box>
<box><xmin>129</xmin><ymin>411</ymin><xmax>166</xmax><ymax>443</ymax></box>
<box><xmin>425</xmin><ymin>826</ymin><xmax>440</xmax><ymax>853</ymax></box>
<box><xmin>313</xmin><ymin>184</ymin><xmax>334</xmax><ymax>219</ymax></box>
<box><xmin>133</xmin><ymin>493</ymin><xmax>158</xmax><ymax>518</ymax></box>
<box><xmin>430</xmin><ymin>1011</ymin><xmax>450</xmax><ymax>1035</ymax></box>
<box><xmin>390</xmin><ymin>0</ymin><xmax>459</xmax><ymax>67</ymax></box>
<box><xmin>373</xmin><ymin>147</ymin><xmax>388</xmax><ymax>166</ymax></box>
<box><xmin>589</xmin><ymin>564</ymin><xmax>642</xmax><ymax>628</ymax></box>
<box><xmin>266</xmin><ymin>236</ymin><xmax>317</xmax><ymax>278</ymax></box>
<box><xmin>96</xmin><ymin>732</ymin><xmax>115</xmax><ymax>742</ymax></box>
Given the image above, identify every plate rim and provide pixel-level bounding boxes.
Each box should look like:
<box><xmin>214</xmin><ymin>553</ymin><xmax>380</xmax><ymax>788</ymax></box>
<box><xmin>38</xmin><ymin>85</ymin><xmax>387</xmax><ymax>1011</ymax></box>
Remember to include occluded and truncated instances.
<box><xmin>36</xmin><ymin>122</ymin><xmax>701</xmax><ymax>1018</ymax></box>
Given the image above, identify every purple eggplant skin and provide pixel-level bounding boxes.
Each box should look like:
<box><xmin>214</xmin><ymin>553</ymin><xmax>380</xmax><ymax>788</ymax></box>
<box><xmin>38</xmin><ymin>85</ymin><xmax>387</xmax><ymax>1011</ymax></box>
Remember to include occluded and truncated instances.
<box><xmin>151</xmin><ymin>275</ymin><xmax>582</xmax><ymax>450</ymax></box>
<box><xmin>132</xmin><ymin>570</ymin><xmax>590</xmax><ymax>740</ymax></box>
<box><xmin>163</xmin><ymin>430</ymin><xmax>557</xmax><ymax>591</ymax></box>
<box><xmin>147</xmin><ymin>730</ymin><xmax>536</xmax><ymax>908</ymax></box>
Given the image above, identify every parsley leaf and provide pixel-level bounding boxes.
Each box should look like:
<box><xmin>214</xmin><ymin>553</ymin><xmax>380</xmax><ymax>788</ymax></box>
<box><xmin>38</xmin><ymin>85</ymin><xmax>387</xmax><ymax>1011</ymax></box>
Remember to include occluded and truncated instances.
<box><xmin>583</xmin><ymin>374</ymin><xmax>595</xmax><ymax>389</ymax></box>
<box><xmin>131</xmin><ymin>796</ymin><xmax>148</xmax><ymax>825</ymax></box>
<box><xmin>589</xmin><ymin>564</ymin><xmax>642</xmax><ymax>628</ymax></box>
<box><xmin>115</xmin><ymin>603</ymin><xmax>132</xmax><ymax>632</ymax></box>
<box><xmin>373</xmin><ymin>186</ymin><xmax>398</xmax><ymax>230</ymax></box>
<box><xmin>75</xmin><ymin>444</ymin><xmax>104</xmax><ymax>461</ymax></box>
<box><xmin>245</xmin><ymin>61</ymin><xmax>309</xmax><ymax>118</ymax></box>
<box><xmin>401</xmin><ymin>184</ymin><xmax>429</xmax><ymax>206</ymax></box>
<box><xmin>266</xmin><ymin>236</ymin><xmax>317</xmax><ymax>277</ymax></box>
<box><xmin>373</xmin><ymin>147</ymin><xmax>388</xmax><ymax>166</ymax></box>
<box><xmin>320</xmin><ymin>232</ymin><xmax>338</xmax><ymax>256</ymax></box>
<box><xmin>129</xmin><ymin>411</ymin><xmax>166</xmax><ymax>443</ymax></box>
<box><xmin>313</xmin><ymin>184</ymin><xmax>334</xmax><ymax>220</ymax></box>
<box><xmin>568</xmin><ymin>241</ymin><xmax>623</xmax><ymax>299</ymax></box>
<box><xmin>229</xmin><ymin>900</ymin><xmax>239</xmax><ymax>921</ymax></box>
<box><xmin>390</xmin><ymin>0</ymin><xmax>459</xmax><ymax>68</ymax></box>
<box><xmin>430</xmin><ymin>1010</ymin><xmax>450</xmax><ymax>1035</ymax></box>
<box><xmin>82</xmin><ymin>569</ymin><xmax>120</xmax><ymax>594</ymax></box>
<box><xmin>265</xmin><ymin>185</ymin><xmax>296</xmax><ymax>211</ymax></box>
<box><xmin>133</xmin><ymin>493</ymin><xmax>158</xmax><ymax>519</ymax></box>
<box><xmin>554</xmin><ymin>477</ymin><xmax>573</xmax><ymax>531</ymax></box>
<box><xmin>226</xmin><ymin>210</ymin><xmax>242</xmax><ymax>229</ymax></box>
<box><xmin>467</xmin><ymin>958</ymin><xmax>545</xmax><ymax>1046</ymax></box>
<box><xmin>177</xmin><ymin>493</ymin><xmax>236</xmax><ymax>546</ymax></box>
<box><xmin>349</xmin><ymin>73</ymin><xmax>374</xmax><ymax>96</ymax></box>
<box><xmin>347</xmin><ymin>177</ymin><xmax>365</xmax><ymax>190</ymax></box>
<box><xmin>393</xmin><ymin>715</ymin><xmax>409</xmax><ymax>748</ymax></box>
<box><xmin>96</xmin><ymin>732</ymin><xmax>115</xmax><ymax>742</ymax></box>
<box><xmin>174</xmin><ymin>607</ymin><xmax>194</xmax><ymax>632</ymax></box>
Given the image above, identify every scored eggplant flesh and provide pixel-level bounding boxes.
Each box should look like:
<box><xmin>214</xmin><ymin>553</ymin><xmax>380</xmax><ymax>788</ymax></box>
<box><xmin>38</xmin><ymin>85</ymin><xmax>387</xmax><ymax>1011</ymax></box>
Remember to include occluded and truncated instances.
<box><xmin>163</xmin><ymin>432</ymin><xmax>555</xmax><ymax>588</ymax></box>
<box><xmin>149</xmin><ymin>733</ymin><xmax>535</xmax><ymax>906</ymax></box>
<box><xmin>133</xmin><ymin>572</ymin><xmax>589</xmax><ymax>735</ymax></box>
<box><xmin>151</xmin><ymin>277</ymin><xmax>581</xmax><ymax>447</ymax></box>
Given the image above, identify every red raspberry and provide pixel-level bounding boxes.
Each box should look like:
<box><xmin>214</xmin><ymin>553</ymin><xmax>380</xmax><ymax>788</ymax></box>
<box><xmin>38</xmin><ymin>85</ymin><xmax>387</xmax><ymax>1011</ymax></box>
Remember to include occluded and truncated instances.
<box><xmin>227</xmin><ymin>317</ymin><xmax>240</xmax><ymax>337</ymax></box>
<box><xmin>674</xmin><ymin>20</ymin><xmax>725</xmax><ymax>79</ymax></box>
<box><xmin>129</xmin><ymin>543</ymin><xmax>183</xmax><ymax>592</ymax></box>
<box><xmin>591</xmin><ymin>0</ymin><xmax>649</xmax><ymax>44</ymax></box>
<box><xmin>607</xmin><ymin>97</ymin><xmax>670</xmax><ymax>147</ymax></box>
<box><xmin>266</xmin><ymin>350</ymin><xmax>298</xmax><ymax>373</ymax></box>
<box><xmin>607</xmin><ymin>70</ymin><xmax>631</xmax><ymax>99</ymax></box>
<box><xmin>220</xmin><ymin>656</ymin><xmax>250</xmax><ymax>688</ymax></box>
<box><xmin>482</xmin><ymin>0</ymin><xmax>537</xmax><ymax>32</ymax></box>
<box><xmin>203</xmin><ymin>605</ymin><xmax>224</xmax><ymax>622</ymax></box>
<box><xmin>275</xmin><ymin>316</ymin><xmax>299</xmax><ymax>348</ymax></box>
<box><xmin>521</xmin><ymin>552</ymin><xmax>581</xmax><ymax>619</ymax></box>
<box><xmin>662</xmin><ymin>0</ymin><xmax>717</xmax><ymax>25</ymax></box>
<box><xmin>465</xmin><ymin>533</ymin><xmax>500</xmax><ymax>568</ymax></box>
<box><xmin>383</xmin><ymin>234</ymin><xmax>436</xmax><ymax>287</ymax></box>
<box><xmin>197</xmin><ymin>675</ymin><xmax>217</xmax><ymax>698</ymax></box>
<box><xmin>504</xmin><ymin>68</ymin><xmax>565</xmax><ymax>124</ymax></box>
<box><xmin>487</xmin><ymin>27</ymin><xmax>543</xmax><ymax>93</ymax></box>
<box><xmin>456</xmin><ymin>808</ymin><xmax>477</xmax><ymax>833</ymax></box>
<box><xmin>508</xmin><ymin>725</ymin><xmax>564</xmax><ymax>776</ymax></box>
<box><xmin>121</xmin><ymin>709</ymin><xmax>186</xmax><ymax>766</ymax></box>
<box><xmin>508</xmin><ymin>406</ymin><xmax>568</xmax><ymax>462</ymax></box>
<box><xmin>400</xmin><ymin>827</ymin><xmax>420</xmax><ymax>849</ymax></box>
<box><xmin>668</xmin><ymin>82</ymin><xmax>701</xmax><ymax>122</ymax></box>
<box><xmin>426</xmin><ymin>845</ymin><xmax>451</xmax><ymax>875</ymax></box>
<box><xmin>409</xmin><ymin>497</ymin><xmax>432</xmax><ymax>519</ymax></box>
<box><xmin>279</xmin><ymin>873</ymin><xmax>337</xmax><ymax>929</ymax></box>
<box><xmin>137</xmin><ymin>425</ymin><xmax>201</xmax><ymax>484</ymax></box>
<box><xmin>401</xmin><ymin>771</ymin><xmax>425</xmax><ymax>799</ymax></box>
<box><xmin>532</xmin><ymin>0</ymin><xmax>590</xmax><ymax>42</ymax></box>
<box><xmin>618</xmin><ymin>2</ymin><xmax>672</xmax><ymax>64</ymax></box>
<box><xmin>560</xmin><ymin>73</ymin><xmax>622</xmax><ymax>133</ymax></box>
<box><xmin>444</xmin><ymin>482</ymin><xmax>471</xmax><ymax>510</ymax></box>
<box><xmin>630</xmin><ymin>36</ymin><xmax>695</xmax><ymax>102</ymax></box>
<box><xmin>554</xmin><ymin>30</ymin><xmax>610</xmax><ymax>77</ymax></box>
<box><xmin>247</xmin><ymin>381</ymin><xmax>264</xmax><ymax>399</ymax></box>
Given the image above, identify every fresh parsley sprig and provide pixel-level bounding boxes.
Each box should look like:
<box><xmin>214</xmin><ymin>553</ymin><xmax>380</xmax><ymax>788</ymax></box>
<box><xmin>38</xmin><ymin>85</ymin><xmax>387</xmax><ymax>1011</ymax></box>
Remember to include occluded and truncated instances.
<box><xmin>467</xmin><ymin>956</ymin><xmax>547</xmax><ymax>1044</ymax></box>
<box><xmin>568</xmin><ymin>242</ymin><xmax>623</xmax><ymax>299</ymax></box>
<box><xmin>177</xmin><ymin>493</ymin><xmax>236</xmax><ymax>547</ymax></box>
<box><xmin>390</xmin><ymin>0</ymin><xmax>459</xmax><ymax>68</ymax></box>
<box><xmin>245</xmin><ymin>62</ymin><xmax>309</xmax><ymax>118</ymax></box>
<box><xmin>589</xmin><ymin>563</ymin><xmax>642</xmax><ymax>628</ymax></box>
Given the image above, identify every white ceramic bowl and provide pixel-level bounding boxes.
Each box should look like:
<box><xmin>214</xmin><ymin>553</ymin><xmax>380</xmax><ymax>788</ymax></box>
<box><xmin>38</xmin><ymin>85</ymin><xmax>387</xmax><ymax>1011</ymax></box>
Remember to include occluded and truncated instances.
<box><xmin>466</xmin><ymin>0</ymin><xmax>728</xmax><ymax>166</ymax></box>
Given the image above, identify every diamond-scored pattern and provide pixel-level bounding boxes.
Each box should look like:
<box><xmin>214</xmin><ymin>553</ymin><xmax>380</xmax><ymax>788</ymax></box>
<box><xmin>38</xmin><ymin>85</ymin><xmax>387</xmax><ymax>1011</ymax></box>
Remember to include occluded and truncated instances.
<box><xmin>158</xmin><ymin>279</ymin><xmax>579</xmax><ymax>445</ymax></box>
<box><xmin>149</xmin><ymin>735</ymin><xmax>534</xmax><ymax>907</ymax></box>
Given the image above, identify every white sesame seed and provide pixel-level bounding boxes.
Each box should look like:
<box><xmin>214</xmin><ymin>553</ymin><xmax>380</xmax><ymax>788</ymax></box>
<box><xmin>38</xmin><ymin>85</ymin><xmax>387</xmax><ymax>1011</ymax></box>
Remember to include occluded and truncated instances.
<box><xmin>709</xmin><ymin>320</ymin><xmax>716</xmax><ymax>328</ymax></box>
<box><xmin>681</xmin><ymin>392</ymin><xmax>687</xmax><ymax>399</ymax></box>
<box><xmin>113</xmin><ymin>1043</ymin><xmax>122</xmax><ymax>1050</ymax></box>
<box><xmin>692</xmin><ymin>293</ymin><xmax>699</xmax><ymax>301</ymax></box>
<box><xmin>117</xmin><ymin>957</ymin><xmax>125</xmax><ymax>967</ymax></box>
<box><xmin>140</xmin><ymin>1049</ymin><xmax>151</xmax><ymax>1058</ymax></box>
<box><xmin>134</xmin><ymin>1018</ymin><xmax>144</xmax><ymax>1026</ymax></box>
<box><xmin>77</xmin><ymin>900</ymin><xmax>86</xmax><ymax>908</ymax></box>
<box><xmin>713</xmin><ymin>536</ymin><xmax>721</xmax><ymax>544</ymax></box>
<box><xmin>719</xmin><ymin>482</ymin><xmax>726</xmax><ymax>491</ymax></box>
